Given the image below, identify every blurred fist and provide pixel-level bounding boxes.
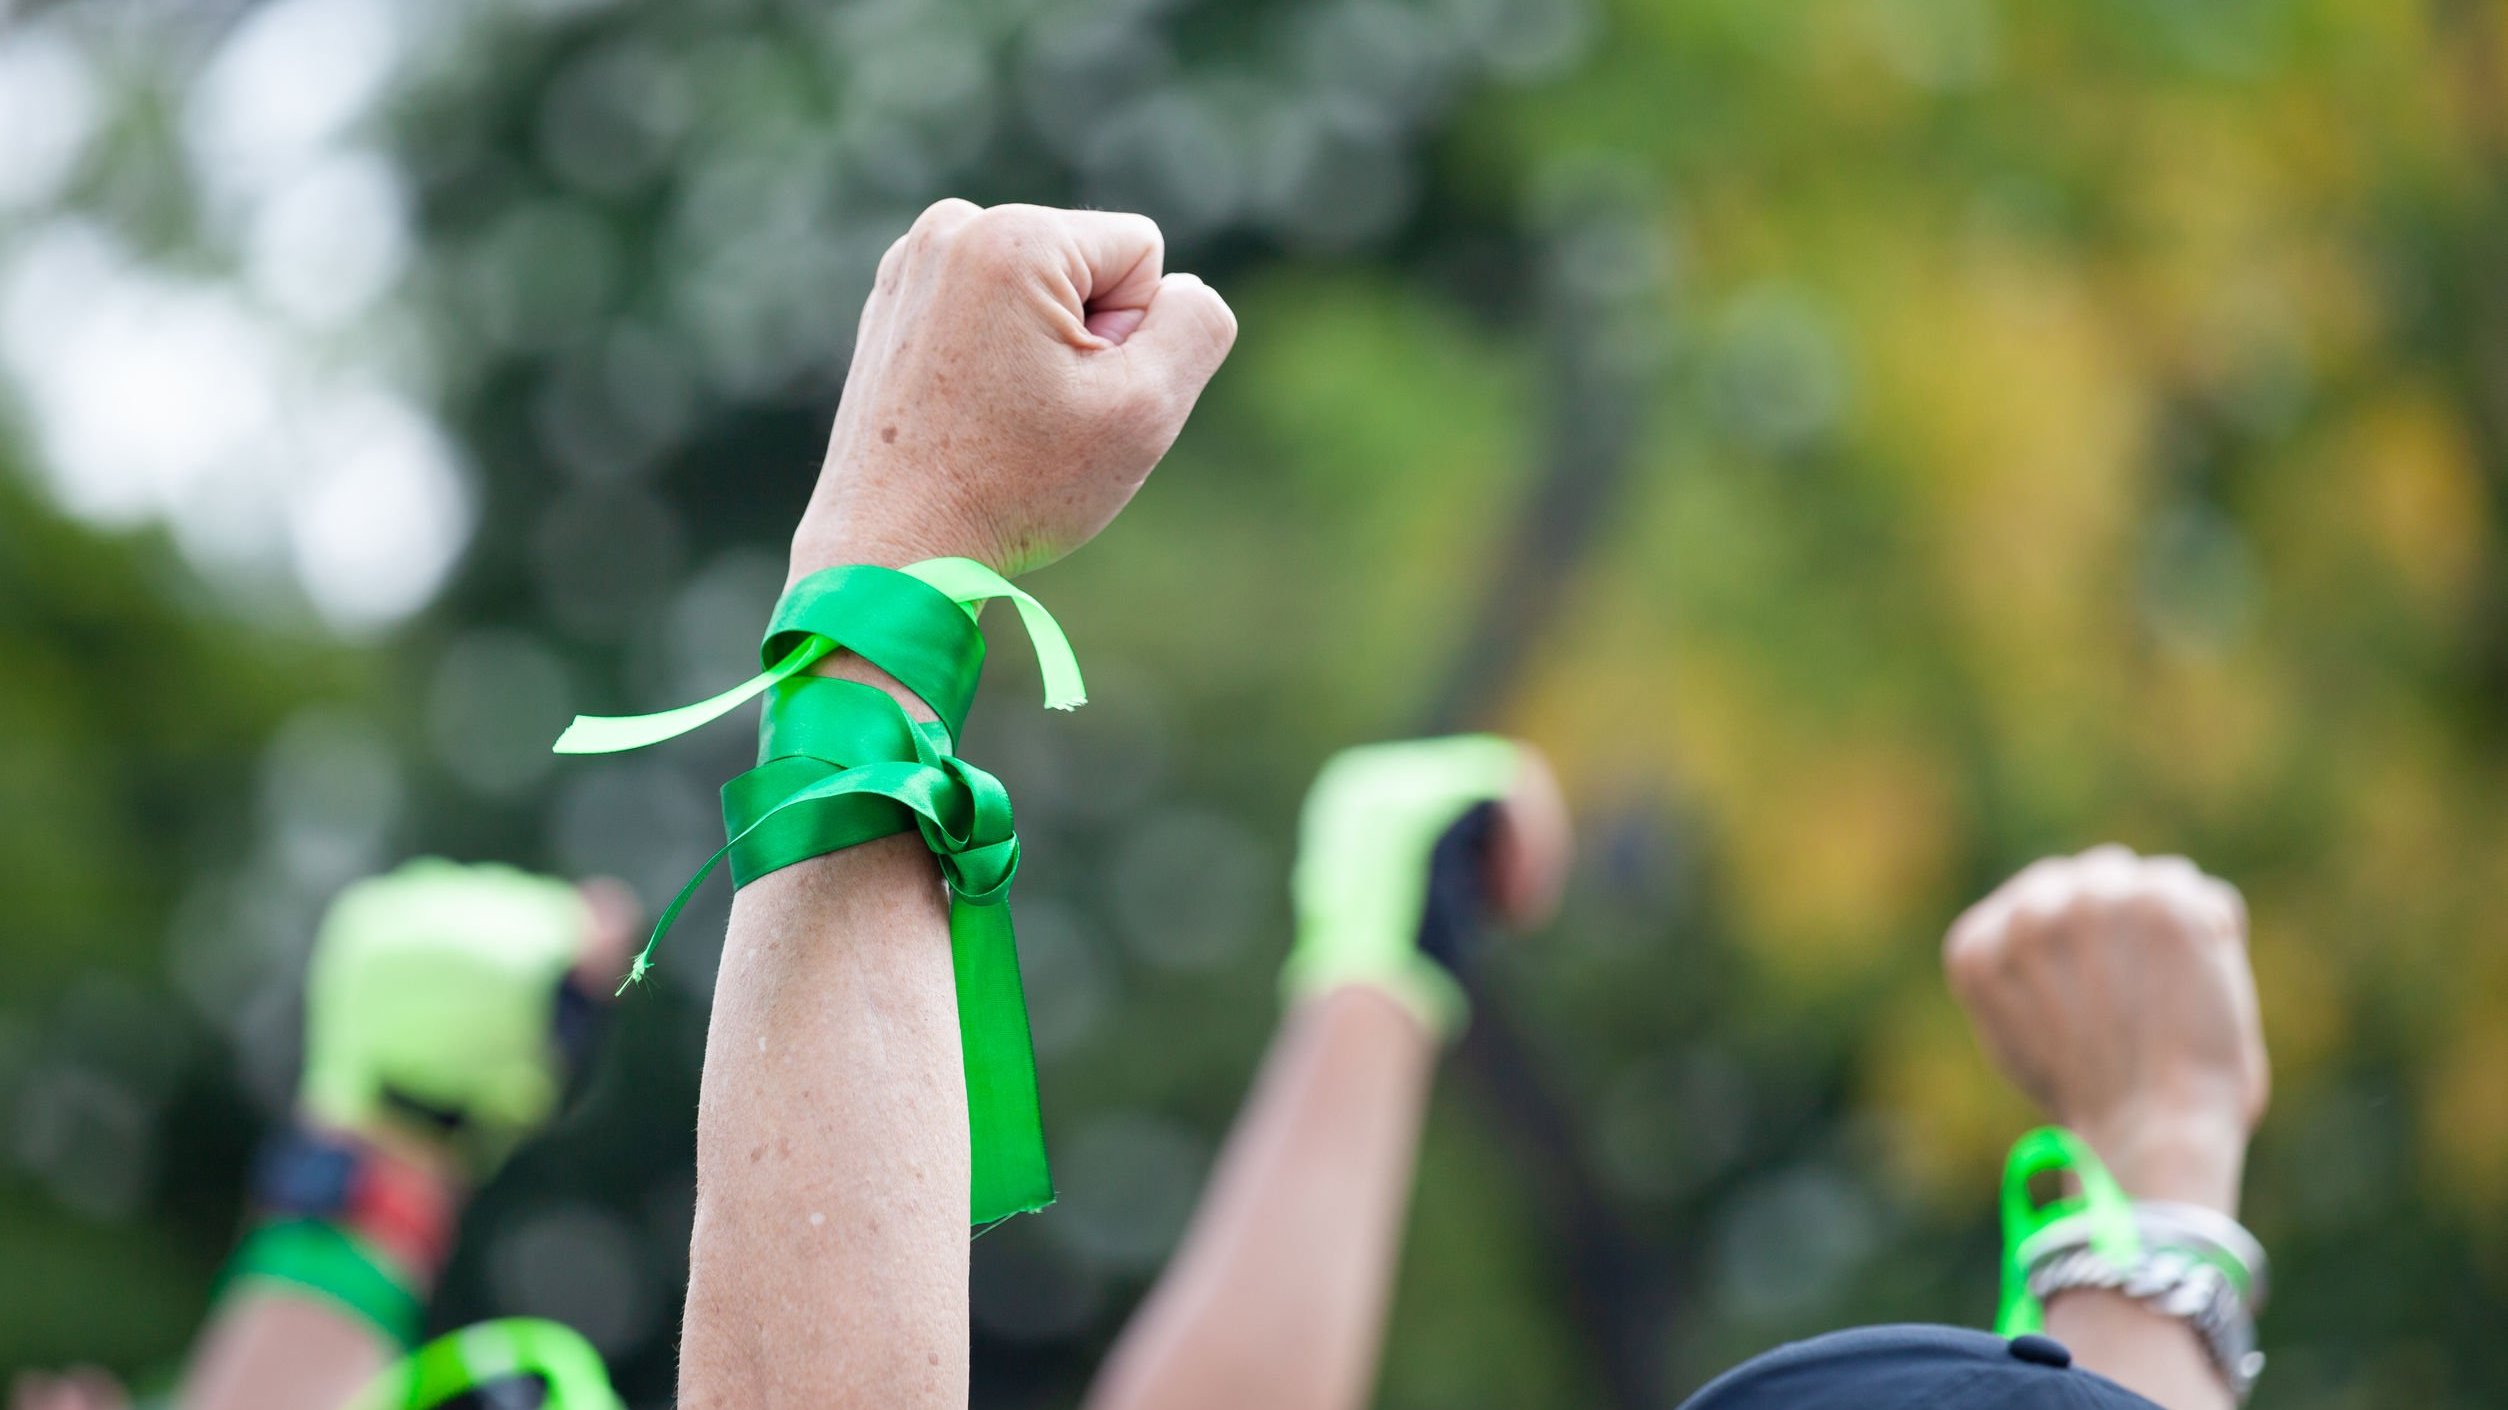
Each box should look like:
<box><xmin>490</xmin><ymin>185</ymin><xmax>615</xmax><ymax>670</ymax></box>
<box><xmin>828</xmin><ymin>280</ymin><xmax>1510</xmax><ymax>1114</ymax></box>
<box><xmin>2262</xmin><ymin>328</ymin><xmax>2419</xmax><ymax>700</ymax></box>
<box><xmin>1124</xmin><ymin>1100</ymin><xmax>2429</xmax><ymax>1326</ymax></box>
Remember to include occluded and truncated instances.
<box><xmin>794</xmin><ymin>199</ymin><xmax>1239</xmax><ymax>579</ymax></box>
<box><xmin>1945</xmin><ymin>845</ymin><xmax>2269</xmax><ymax>1212</ymax></box>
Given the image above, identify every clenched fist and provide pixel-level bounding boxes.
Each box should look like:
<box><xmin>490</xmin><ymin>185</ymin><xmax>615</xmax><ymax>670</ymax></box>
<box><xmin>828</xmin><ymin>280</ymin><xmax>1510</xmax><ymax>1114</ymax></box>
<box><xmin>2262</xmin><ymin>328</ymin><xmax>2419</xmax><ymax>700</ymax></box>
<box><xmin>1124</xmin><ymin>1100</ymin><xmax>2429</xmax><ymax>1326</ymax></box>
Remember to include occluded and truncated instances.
<box><xmin>1944</xmin><ymin>845</ymin><xmax>2269</xmax><ymax>1214</ymax></box>
<box><xmin>792</xmin><ymin>200</ymin><xmax>1239</xmax><ymax>581</ymax></box>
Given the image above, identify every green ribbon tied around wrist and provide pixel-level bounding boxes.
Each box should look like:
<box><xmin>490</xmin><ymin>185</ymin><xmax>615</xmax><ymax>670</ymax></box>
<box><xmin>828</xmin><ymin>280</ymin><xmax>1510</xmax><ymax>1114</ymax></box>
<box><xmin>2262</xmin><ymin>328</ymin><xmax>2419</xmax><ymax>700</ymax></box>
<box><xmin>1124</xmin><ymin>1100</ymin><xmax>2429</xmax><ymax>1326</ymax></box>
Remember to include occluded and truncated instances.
<box><xmin>1996</xmin><ymin>1126</ymin><xmax>2143</xmax><ymax>1336</ymax></box>
<box><xmin>223</xmin><ymin>1218</ymin><xmax>425</xmax><ymax>1347</ymax></box>
<box><xmin>346</xmin><ymin>1318</ymin><xmax>622</xmax><ymax>1410</ymax></box>
<box><xmin>553</xmin><ymin>558</ymin><xmax>1081</xmax><ymax>1224</ymax></box>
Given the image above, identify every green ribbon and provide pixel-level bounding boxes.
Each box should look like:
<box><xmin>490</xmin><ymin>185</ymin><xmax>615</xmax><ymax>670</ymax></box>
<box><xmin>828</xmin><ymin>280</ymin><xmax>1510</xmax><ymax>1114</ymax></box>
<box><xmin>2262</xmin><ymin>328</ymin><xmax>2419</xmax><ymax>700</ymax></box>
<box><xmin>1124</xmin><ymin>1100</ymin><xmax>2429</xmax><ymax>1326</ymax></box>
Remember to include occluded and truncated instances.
<box><xmin>222</xmin><ymin>1219</ymin><xmax>424</xmax><ymax>1348</ymax></box>
<box><xmin>345</xmin><ymin>1317</ymin><xmax>621</xmax><ymax>1410</ymax></box>
<box><xmin>1996</xmin><ymin>1125</ymin><xmax>2143</xmax><ymax>1336</ymax></box>
<box><xmin>554</xmin><ymin>557</ymin><xmax>1081</xmax><ymax>754</ymax></box>
<box><xmin>551</xmin><ymin>559</ymin><xmax>1071</xmax><ymax>1223</ymax></box>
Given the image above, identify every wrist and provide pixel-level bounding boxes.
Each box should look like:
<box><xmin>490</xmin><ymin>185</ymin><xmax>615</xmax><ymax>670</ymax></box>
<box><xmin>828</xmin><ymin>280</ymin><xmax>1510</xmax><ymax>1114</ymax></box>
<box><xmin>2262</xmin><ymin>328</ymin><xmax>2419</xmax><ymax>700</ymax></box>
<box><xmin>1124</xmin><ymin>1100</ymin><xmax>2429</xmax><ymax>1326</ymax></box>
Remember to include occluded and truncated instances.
<box><xmin>782</xmin><ymin>527</ymin><xmax>980</xmax><ymax>725</ymax></box>
<box><xmin>788</xmin><ymin>477</ymin><xmax>1005</xmax><ymax>584</ymax></box>
<box><xmin>266</xmin><ymin>1120</ymin><xmax>466</xmax><ymax>1290</ymax></box>
<box><xmin>2075</xmin><ymin>1107</ymin><xmax>2249</xmax><ymax>1215</ymax></box>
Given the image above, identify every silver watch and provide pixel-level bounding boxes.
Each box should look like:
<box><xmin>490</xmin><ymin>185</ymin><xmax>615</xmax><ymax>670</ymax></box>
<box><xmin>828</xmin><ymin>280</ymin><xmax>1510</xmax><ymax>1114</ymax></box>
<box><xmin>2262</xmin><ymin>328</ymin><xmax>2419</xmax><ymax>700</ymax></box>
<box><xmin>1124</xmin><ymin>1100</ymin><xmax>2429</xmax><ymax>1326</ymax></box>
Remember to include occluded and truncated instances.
<box><xmin>2023</xmin><ymin>1203</ymin><xmax>2268</xmax><ymax>1401</ymax></box>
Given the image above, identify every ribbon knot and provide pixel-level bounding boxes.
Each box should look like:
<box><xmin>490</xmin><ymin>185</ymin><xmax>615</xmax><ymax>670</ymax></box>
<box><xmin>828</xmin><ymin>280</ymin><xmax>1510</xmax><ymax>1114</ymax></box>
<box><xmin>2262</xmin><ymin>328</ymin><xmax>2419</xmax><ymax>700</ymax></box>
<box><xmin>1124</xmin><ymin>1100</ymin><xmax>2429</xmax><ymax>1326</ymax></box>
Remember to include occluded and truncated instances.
<box><xmin>551</xmin><ymin>561</ymin><xmax>1073</xmax><ymax>1222</ymax></box>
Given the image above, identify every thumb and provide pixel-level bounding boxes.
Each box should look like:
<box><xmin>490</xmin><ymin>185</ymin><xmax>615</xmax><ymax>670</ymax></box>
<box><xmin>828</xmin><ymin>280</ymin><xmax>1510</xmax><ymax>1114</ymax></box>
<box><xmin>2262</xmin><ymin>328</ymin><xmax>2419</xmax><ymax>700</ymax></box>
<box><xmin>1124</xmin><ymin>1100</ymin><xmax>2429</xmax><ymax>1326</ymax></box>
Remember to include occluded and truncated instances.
<box><xmin>1124</xmin><ymin>273</ymin><xmax>1238</xmax><ymax>400</ymax></box>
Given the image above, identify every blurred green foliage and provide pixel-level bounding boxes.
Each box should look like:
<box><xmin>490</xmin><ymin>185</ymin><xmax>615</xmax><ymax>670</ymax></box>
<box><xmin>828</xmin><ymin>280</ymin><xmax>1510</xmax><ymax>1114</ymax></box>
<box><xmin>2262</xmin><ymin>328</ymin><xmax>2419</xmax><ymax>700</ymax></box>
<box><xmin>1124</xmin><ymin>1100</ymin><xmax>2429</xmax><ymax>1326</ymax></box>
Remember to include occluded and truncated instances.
<box><xmin>4</xmin><ymin>0</ymin><xmax>2508</xmax><ymax>1406</ymax></box>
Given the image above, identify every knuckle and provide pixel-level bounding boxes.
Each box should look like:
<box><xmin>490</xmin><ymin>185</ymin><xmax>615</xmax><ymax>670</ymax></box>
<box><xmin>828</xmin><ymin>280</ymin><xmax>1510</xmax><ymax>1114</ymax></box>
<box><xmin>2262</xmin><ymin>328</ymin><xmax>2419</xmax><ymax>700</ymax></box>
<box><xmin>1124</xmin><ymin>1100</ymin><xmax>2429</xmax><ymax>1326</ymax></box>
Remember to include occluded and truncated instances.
<box><xmin>1943</xmin><ymin>932</ymin><xmax>1997</xmax><ymax>989</ymax></box>
<box><xmin>2211</xmin><ymin>878</ymin><xmax>2251</xmax><ymax>934</ymax></box>
<box><xmin>2118</xmin><ymin>886</ymin><xmax>2185</xmax><ymax>932</ymax></box>
<box><xmin>953</xmin><ymin>207</ymin><xmax>1045</xmax><ymax>273</ymax></box>
<box><xmin>2005</xmin><ymin>886</ymin><xmax>2079</xmax><ymax>949</ymax></box>
<box><xmin>1119</xmin><ymin>210</ymin><xmax>1166</xmax><ymax>252</ymax></box>
<box><xmin>2143</xmin><ymin>854</ymin><xmax>2203</xmax><ymax>887</ymax></box>
<box><xmin>912</xmin><ymin>197</ymin><xmax>979</xmax><ymax>239</ymax></box>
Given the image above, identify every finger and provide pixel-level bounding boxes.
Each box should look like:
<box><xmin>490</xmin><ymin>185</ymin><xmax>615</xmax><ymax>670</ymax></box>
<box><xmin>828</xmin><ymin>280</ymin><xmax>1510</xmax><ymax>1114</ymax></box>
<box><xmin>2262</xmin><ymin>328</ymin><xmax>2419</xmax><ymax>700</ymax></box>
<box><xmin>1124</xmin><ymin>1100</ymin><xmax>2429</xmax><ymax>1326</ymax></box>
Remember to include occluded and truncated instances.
<box><xmin>1045</xmin><ymin>208</ymin><xmax>1167</xmax><ymax>314</ymax></box>
<box><xmin>1944</xmin><ymin>892</ymin><xmax>2005</xmax><ymax>966</ymax></box>
<box><xmin>1087</xmin><ymin>303</ymin><xmax>1149</xmax><ymax>344</ymax></box>
<box><xmin>2207</xmin><ymin>876</ymin><xmax>2249</xmax><ymax>940</ymax></box>
<box><xmin>2006</xmin><ymin>854</ymin><xmax>2089</xmax><ymax>927</ymax></box>
<box><xmin>1490</xmin><ymin>745</ymin><xmax>1574</xmax><ymax>930</ymax></box>
<box><xmin>2138</xmin><ymin>854</ymin><xmax>2213</xmax><ymax>916</ymax></box>
<box><xmin>2073</xmin><ymin>843</ymin><xmax>2143</xmax><ymax>903</ymax></box>
<box><xmin>912</xmin><ymin>197</ymin><xmax>983</xmax><ymax>244</ymax></box>
<box><xmin>1946</xmin><ymin>855</ymin><xmax>2061</xmax><ymax>963</ymax></box>
<box><xmin>884</xmin><ymin>198</ymin><xmax>982</xmax><ymax>289</ymax></box>
<box><xmin>1125</xmin><ymin>273</ymin><xmax>1238</xmax><ymax>398</ymax></box>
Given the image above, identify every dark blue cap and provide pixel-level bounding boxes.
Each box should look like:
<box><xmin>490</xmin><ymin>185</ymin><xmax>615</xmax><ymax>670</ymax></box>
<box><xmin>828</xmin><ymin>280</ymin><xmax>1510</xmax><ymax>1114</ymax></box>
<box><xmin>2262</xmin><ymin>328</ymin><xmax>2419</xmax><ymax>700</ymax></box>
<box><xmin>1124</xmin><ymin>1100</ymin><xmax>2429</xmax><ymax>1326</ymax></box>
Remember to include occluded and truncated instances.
<box><xmin>1679</xmin><ymin>1325</ymin><xmax>2163</xmax><ymax>1410</ymax></box>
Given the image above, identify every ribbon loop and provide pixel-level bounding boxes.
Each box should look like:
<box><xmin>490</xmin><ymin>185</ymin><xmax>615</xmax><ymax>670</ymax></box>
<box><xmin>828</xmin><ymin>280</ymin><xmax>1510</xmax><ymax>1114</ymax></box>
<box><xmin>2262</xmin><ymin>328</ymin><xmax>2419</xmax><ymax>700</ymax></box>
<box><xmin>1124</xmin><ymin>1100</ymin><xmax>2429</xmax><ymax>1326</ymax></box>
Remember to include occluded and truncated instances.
<box><xmin>553</xmin><ymin>569</ymin><xmax>1070</xmax><ymax>1223</ymax></box>
<box><xmin>764</xmin><ymin>566</ymin><xmax>990</xmax><ymax>738</ymax></box>
<box><xmin>1996</xmin><ymin>1126</ymin><xmax>2142</xmax><ymax>1336</ymax></box>
<box><xmin>900</xmin><ymin>557</ymin><xmax>1087</xmax><ymax>712</ymax></box>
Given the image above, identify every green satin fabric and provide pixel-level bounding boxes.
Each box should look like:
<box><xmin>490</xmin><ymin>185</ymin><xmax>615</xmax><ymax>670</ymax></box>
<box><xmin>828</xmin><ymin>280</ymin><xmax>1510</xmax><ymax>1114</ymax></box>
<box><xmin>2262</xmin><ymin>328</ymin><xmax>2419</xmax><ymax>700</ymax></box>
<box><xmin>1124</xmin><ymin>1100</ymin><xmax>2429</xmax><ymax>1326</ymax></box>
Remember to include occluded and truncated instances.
<box><xmin>762</xmin><ymin>565</ymin><xmax>990</xmax><ymax>740</ymax></box>
<box><xmin>551</xmin><ymin>560</ymin><xmax>1066</xmax><ymax>1223</ymax></box>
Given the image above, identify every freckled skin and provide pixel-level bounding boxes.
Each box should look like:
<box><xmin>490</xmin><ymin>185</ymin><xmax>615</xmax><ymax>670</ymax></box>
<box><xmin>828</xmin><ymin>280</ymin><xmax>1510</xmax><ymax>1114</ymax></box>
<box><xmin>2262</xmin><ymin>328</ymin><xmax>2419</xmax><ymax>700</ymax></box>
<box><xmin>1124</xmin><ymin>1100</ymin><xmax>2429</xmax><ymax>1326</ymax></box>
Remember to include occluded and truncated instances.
<box><xmin>679</xmin><ymin>200</ymin><xmax>1235</xmax><ymax>1410</ymax></box>
<box><xmin>786</xmin><ymin>200</ymin><xmax>1237</xmax><ymax>583</ymax></box>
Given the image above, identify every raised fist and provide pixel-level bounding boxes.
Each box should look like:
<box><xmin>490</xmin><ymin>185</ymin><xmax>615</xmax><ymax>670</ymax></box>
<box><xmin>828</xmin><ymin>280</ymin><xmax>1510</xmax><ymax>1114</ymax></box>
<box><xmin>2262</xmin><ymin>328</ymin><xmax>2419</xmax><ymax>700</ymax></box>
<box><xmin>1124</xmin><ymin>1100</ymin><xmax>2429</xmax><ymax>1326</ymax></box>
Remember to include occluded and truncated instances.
<box><xmin>793</xmin><ymin>200</ymin><xmax>1238</xmax><ymax>580</ymax></box>
<box><xmin>1944</xmin><ymin>845</ymin><xmax>2269</xmax><ymax>1212</ymax></box>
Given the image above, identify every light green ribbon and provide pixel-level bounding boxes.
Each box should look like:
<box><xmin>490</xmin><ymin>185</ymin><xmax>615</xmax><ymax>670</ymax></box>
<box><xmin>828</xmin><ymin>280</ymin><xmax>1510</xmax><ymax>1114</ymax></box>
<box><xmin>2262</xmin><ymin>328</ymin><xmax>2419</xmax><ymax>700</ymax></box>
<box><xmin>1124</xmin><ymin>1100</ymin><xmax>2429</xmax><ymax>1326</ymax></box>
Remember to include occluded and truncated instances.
<box><xmin>1996</xmin><ymin>1125</ymin><xmax>2143</xmax><ymax>1336</ymax></box>
<box><xmin>553</xmin><ymin>558</ymin><xmax>1081</xmax><ymax>755</ymax></box>
<box><xmin>550</xmin><ymin>559</ymin><xmax>1069</xmax><ymax>1223</ymax></box>
<box><xmin>345</xmin><ymin>1318</ymin><xmax>621</xmax><ymax>1410</ymax></box>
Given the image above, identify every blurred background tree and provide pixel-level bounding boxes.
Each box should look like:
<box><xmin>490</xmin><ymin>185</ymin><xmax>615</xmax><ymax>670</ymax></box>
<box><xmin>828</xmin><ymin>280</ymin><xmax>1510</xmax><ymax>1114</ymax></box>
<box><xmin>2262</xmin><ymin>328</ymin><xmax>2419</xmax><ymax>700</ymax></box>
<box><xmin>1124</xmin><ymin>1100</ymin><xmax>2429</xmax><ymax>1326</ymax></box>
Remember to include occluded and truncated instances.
<box><xmin>2</xmin><ymin>0</ymin><xmax>2505</xmax><ymax>1405</ymax></box>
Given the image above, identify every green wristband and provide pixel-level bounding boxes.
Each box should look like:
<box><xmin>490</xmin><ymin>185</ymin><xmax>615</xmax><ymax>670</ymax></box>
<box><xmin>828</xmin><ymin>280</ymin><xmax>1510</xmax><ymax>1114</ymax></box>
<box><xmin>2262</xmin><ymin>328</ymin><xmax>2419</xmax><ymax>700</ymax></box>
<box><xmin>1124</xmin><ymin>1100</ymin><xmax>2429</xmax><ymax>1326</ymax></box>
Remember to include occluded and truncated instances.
<box><xmin>552</xmin><ymin>558</ymin><xmax>1074</xmax><ymax>1224</ymax></box>
<box><xmin>1996</xmin><ymin>1126</ymin><xmax>2143</xmax><ymax>1336</ymax></box>
<box><xmin>344</xmin><ymin>1317</ymin><xmax>621</xmax><ymax>1410</ymax></box>
<box><xmin>224</xmin><ymin>1219</ymin><xmax>425</xmax><ymax>1348</ymax></box>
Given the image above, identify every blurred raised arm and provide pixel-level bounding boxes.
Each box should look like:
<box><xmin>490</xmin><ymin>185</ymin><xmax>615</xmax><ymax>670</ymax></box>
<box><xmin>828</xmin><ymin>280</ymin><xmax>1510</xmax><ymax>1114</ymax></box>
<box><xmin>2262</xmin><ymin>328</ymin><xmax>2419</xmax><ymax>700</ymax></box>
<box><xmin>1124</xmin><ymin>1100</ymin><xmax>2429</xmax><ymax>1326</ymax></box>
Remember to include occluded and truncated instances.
<box><xmin>182</xmin><ymin>865</ymin><xmax>636</xmax><ymax>1410</ymax></box>
<box><xmin>1085</xmin><ymin>738</ymin><xmax>1570</xmax><ymax>1410</ymax></box>
<box><xmin>1947</xmin><ymin>845</ymin><xmax>2270</xmax><ymax>1410</ymax></box>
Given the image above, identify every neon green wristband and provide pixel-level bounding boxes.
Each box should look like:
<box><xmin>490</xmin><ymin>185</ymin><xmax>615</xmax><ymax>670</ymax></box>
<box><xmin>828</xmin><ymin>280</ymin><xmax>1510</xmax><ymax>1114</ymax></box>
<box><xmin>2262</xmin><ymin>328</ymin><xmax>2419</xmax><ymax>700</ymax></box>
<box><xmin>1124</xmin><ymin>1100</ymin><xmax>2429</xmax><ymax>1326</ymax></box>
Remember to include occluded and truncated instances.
<box><xmin>553</xmin><ymin>557</ymin><xmax>1077</xmax><ymax>1224</ymax></box>
<box><xmin>223</xmin><ymin>1219</ymin><xmax>425</xmax><ymax>1348</ymax></box>
<box><xmin>345</xmin><ymin>1317</ymin><xmax>621</xmax><ymax>1410</ymax></box>
<box><xmin>1996</xmin><ymin>1126</ymin><xmax>2143</xmax><ymax>1336</ymax></box>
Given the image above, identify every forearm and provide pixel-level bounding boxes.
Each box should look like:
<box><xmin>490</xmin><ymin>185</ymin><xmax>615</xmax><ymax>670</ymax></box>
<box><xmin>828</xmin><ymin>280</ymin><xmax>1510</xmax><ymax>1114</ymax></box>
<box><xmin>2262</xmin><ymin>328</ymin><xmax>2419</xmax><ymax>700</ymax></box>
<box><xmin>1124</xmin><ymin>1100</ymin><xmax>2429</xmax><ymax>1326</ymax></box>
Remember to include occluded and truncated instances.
<box><xmin>2045</xmin><ymin>1118</ymin><xmax>2248</xmax><ymax>1410</ymax></box>
<box><xmin>178</xmin><ymin>1127</ymin><xmax>460</xmax><ymax>1410</ymax></box>
<box><xmin>679</xmin><ymin>830</ymin><xmax>970</xmax><ymax>1410</ymax></box>
<box><xmin>178</xmin><ymin>1293</ymin><xmax>393</xmax><ymax>1410</ymax></box>
<box><xmin>669</xmin><ymin>194</ymin><xmax>1235</xmax><ymax>1410</ymax></box>
<box><xmin>2043</xmin><ymin>1294</ymin><xmax>2232</xmax><ymax>1410</ymax></box>
<box><xmin>1085</xmin><ymin>986</ymin><xmax>1438</xmax><ymax>1410</ymax></box>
